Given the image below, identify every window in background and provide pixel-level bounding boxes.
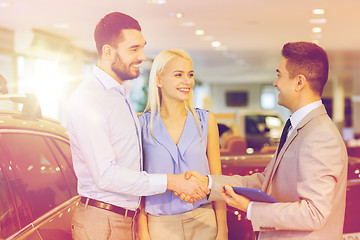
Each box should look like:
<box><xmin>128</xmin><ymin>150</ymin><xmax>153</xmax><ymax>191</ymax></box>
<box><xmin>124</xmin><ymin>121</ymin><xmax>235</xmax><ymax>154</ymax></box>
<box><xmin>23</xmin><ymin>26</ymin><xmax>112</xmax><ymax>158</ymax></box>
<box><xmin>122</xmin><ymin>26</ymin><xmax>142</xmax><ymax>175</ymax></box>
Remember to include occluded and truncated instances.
<box><xmin>260</xmin><ymin>85</ymin><xmax>276</xmax><ymax>110</ymax></box>
<box><xmin>82</xmin><ymin>63</ymin><xmax>93</xmax><ymax>83</ymax></box>
<box><xmin>0</xmin><ymin>53</ymin><xmax>14</xmax><ymax>93</ymax></box>
<box><xmin>17</xmin><ymin>56</ymin><xmax>70</xmax><ymax>122</ymax></box>
<box><xmin>194</xmin><ymin>82</ymin><xmax>211</xmax><ymax>110</ymax></box>
<box><xmin>0</xmin><ymin>53</ymin><xmax>16</xmax><ymax>110</ymax></box>
<box><xmin>128</xmin><ymin>60</ymin><xmax>152</xmax><ymax>113</ymax></box>
<box><xmin>34</xmin><ymin>59</ymin><xmax>63</xmax><ymax>120</ymax></box>
<box><xmin>129</xmin><ymin>74</ymin><xmax>149</xmax><ymax>112</ymax></box>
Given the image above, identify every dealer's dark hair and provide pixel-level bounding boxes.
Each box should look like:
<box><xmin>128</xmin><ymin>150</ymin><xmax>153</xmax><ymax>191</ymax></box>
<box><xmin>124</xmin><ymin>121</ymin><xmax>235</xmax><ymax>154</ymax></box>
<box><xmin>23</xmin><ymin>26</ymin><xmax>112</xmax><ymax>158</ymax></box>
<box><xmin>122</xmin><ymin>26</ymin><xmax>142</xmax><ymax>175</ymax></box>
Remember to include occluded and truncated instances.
<box><xmin>94</xmin><ymin>12</ymin><xmax>141</xmax><ymax>56</ymax></box>
<box><xmin>282</xmin><ymin>41</ymin><xmax>329</xmax><ymax>95</ymax></box>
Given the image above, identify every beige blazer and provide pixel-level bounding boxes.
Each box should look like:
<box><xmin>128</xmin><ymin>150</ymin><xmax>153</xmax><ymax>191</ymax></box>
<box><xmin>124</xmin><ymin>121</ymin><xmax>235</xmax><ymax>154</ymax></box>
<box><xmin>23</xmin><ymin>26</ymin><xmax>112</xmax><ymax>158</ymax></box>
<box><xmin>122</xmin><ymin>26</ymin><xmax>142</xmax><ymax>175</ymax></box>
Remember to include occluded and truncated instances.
<box><xmin>210</xmin><ymin>105</ymin><xmax>348</xmax><ymax>240</ymax></box>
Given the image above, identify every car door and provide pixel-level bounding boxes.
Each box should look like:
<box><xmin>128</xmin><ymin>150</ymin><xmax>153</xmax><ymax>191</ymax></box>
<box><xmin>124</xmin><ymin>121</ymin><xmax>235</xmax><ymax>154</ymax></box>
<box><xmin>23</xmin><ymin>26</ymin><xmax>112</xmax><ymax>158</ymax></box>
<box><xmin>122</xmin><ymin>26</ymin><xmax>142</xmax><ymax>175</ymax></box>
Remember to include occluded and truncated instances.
<box><xmin>0</xmin><ymin>152</ymin><xmax>24</xmax><ymax>239</ymax></box>
<box><xmin>0</xmin><ymin>132</ymin><xmax>75</xmax><ymax>239</ymax></box>
<box><xmin>44</xmin><ymin>137</ymin><xmax>77</xmax><ymax>196</ymax></box>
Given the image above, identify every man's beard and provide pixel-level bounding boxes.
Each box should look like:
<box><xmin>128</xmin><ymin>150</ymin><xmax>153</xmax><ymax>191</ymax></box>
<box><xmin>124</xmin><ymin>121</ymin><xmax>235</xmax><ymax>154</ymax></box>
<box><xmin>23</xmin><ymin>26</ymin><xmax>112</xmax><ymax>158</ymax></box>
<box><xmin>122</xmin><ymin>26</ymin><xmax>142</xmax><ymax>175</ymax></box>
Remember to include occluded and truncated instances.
<box><xmin>112</xmin><ymin>53</ymin><xmax>140</xmax><ymax>81</ymax></box>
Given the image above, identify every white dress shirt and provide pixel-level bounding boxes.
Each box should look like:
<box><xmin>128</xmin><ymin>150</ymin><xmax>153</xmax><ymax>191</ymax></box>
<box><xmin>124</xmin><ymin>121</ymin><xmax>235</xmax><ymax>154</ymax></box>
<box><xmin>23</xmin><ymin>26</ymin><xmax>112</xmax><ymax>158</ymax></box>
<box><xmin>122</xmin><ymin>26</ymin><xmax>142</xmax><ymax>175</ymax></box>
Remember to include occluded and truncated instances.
<box><xmin>66</xmin><ymin>66</ymin><xmax>167</xmax><ymax>210</ymax></box>
<box><xmin>288</xmin><ymin>100</ymin><xmax>322</xmax><ymax>136</ymax></box>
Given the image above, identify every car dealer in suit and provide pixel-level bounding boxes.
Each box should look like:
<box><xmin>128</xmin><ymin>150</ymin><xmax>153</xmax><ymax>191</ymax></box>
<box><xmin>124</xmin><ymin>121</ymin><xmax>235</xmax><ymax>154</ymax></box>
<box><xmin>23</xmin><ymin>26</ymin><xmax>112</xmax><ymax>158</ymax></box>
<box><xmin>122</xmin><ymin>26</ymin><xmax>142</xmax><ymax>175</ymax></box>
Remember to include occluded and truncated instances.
<box><xmin>186</xmin><ymin>41</ymin><xmax>348</xmax><ymax>239</ymax></box>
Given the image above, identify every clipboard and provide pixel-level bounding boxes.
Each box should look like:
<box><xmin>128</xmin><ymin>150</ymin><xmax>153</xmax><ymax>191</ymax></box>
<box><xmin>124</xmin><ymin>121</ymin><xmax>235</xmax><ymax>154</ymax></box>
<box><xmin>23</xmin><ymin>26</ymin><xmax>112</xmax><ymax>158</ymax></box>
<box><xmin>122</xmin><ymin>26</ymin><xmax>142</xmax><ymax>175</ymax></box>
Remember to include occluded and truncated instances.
<box><xmin>230</xmin><ymin>187</ymin><xmax>278</xmax><ymax>203</ymax></box>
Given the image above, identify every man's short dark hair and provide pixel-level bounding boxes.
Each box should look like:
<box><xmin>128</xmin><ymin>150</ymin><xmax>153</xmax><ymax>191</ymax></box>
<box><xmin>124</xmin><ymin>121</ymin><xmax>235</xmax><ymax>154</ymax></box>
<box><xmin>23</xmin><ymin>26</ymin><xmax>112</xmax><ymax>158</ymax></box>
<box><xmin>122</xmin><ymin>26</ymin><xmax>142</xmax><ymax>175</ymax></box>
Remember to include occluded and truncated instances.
<box><xmin>282</xmin><ymin>42</ymin><xmax>329</xmax><ymax>95</ymax></box>
<box><xmin>94</xmin><ymin>12</ymin><xmax>141</xmax><ymax>56</ymax></box>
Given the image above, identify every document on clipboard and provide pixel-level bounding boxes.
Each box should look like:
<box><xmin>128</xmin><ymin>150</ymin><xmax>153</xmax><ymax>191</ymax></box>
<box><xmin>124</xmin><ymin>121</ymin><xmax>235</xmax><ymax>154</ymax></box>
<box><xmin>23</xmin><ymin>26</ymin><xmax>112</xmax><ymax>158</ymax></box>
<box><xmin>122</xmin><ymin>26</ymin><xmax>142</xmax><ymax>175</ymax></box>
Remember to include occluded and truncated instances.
<box><xmin>230</xmin><ymin>187</ymin><xmax>278</xmax><ymax>203</ymax></box>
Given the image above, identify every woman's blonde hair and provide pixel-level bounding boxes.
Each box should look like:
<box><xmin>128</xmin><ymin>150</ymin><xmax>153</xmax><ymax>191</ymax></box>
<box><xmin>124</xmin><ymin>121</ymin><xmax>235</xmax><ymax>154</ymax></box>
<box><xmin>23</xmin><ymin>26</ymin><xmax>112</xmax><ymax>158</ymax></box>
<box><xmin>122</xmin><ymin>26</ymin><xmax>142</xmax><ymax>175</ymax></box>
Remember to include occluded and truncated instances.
<box><xmin>144</xmin><ymin>49</ymin><xmax>201</xmax><ymax>138</ymax></box>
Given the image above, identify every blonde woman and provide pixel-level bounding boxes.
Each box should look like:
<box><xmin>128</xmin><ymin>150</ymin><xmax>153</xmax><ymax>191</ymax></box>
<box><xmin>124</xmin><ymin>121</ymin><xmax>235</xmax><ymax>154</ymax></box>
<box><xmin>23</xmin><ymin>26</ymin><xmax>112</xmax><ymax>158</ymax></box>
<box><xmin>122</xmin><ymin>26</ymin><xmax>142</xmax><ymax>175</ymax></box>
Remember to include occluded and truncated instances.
<box><xmin>138</xmin><ymin>49</ymin><xmax>228</xmax><ymax>240</ymax></box>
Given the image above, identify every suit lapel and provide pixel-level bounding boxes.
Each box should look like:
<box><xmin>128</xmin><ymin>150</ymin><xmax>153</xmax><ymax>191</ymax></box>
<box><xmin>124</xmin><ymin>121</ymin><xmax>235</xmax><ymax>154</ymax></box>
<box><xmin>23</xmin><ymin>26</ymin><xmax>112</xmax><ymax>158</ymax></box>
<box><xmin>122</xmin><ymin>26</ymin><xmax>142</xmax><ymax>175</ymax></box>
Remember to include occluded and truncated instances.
<box><xmin>266</xmin><ymin>129</ymin><xmax>298</xmax><ymax>192</ymax></box>
<box><xmin>265</xmin><ymin>105</ymin><xmax>328</xmax><ymax>191</ymax></box>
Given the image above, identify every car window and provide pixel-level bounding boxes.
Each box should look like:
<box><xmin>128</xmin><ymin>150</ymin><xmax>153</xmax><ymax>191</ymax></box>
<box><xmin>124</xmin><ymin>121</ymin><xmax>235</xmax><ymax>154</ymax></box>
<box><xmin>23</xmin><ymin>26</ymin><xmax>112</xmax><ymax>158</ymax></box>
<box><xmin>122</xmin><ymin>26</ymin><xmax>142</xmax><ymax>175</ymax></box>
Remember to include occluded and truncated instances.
<box><xmin>46</xmin><ymin>137</ymin><xmax>77</xmax><ymax>196</ymax></box>
<box><xmin>0</xmin><ymin>133</ymin><xmax>72</xmax><ymax>227</ymax></box>
<box><xmin>245</xmin><ymin>116</ymin><xmax>262</xmax><ymax>134</ymax></box>
<box><xmin>245</xmin><ymin>115</ymin><xmax>282</xmax><ymax>135</ymax></box>
<box><xmin>0</xmin><ymin>160</ymin><xmax>20</xmax><ymax>239</ymax></box>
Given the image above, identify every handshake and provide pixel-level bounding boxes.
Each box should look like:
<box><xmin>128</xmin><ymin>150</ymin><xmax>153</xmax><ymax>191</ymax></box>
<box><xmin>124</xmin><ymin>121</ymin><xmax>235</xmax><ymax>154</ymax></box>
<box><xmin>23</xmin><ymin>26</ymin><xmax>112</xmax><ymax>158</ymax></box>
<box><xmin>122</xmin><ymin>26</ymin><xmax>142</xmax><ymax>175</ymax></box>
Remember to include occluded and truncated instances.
<box><xmin>167</xmin><ymin>171</ymin><xmax>209</xmax><ymax>203</ymax></box>
<box><xmin>167</xmin><ymin>171</ymin><xmax>250</xmax><ymax>212</ymax></box>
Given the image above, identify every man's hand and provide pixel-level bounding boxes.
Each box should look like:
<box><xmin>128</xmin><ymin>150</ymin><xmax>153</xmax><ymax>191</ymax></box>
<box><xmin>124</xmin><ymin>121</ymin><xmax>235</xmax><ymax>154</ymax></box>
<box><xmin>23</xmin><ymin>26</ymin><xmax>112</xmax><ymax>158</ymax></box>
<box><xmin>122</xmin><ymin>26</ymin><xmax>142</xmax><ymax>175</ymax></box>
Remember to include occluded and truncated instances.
<box><xmin>167</xmin><ymin>173</ymin><xmax>209</xmax><ymax>203</ymax></box>
<box><xmin>175</xmin><ymin>171</ymin><xmax>209</xmax><ymax>203</ymax></box>
<box><xmin>220</xmin><ymin>185</ymin><xmax>250</xmax><ymax>212</ymax></box>
<box><xmin>185</xmin><ymin>170</ymin><xmax>208</xmax><ymax>185</ymax></box>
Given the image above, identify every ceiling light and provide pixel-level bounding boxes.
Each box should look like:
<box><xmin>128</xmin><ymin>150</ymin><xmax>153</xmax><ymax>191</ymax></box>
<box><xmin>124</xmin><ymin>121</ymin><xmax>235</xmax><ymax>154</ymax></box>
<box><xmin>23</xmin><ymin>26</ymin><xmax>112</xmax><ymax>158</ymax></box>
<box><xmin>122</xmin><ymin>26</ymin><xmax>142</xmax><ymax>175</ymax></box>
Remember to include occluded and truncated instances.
<box><xmin>0</xmin><ymin>2</ymin><xmax>10</xmax><ymax>7</ymax></box>
<box><xmin>313</xmin><ymin>9</ymin><xmax>325</xmax><ymax>14</ymax></box>
<box><xmin>310</xmin><ymin>18</ymin><xmax>327</xmax><ymax>24</ymax></box>
<box><xmin>211</xmin><ymin>41</ymin><xmax>221</xmax><ymax>48</ymax></box>
<box><xmin>312</xmin><ymin>27</ymin><xmax>322</xmax><ymax>33</ymax></box>
<box><xmin>195</xmin><ymin>29</ymin><xmax>205</xmax><ymax>36</ymax></box>
<box><xmin>176</xmin><ymin>12</ymin><xmax>183</xmax><ymax>18</ymax></box>
<box><xmin>148</xmin><ymin>0</ymin><xmax>166</xmax><ymax>4</ymax></box>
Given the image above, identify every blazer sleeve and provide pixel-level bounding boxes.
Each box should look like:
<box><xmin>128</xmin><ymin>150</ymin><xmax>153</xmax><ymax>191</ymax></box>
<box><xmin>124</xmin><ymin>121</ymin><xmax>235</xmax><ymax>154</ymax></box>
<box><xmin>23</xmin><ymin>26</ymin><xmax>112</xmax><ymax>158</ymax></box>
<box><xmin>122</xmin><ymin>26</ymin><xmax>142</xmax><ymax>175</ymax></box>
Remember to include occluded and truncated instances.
<box><xmin>208</xmin><ymin>172</ymin><xmax>266</xmax><ymax>201</ymax></box>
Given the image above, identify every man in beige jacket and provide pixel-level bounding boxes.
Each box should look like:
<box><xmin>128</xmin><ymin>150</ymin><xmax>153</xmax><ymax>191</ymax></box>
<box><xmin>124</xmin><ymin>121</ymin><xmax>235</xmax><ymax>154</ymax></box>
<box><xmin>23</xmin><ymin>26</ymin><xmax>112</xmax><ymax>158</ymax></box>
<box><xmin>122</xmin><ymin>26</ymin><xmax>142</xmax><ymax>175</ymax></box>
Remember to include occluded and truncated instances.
<box><xmin>187</xmin><ymin>41</ymin><xmax>348</xmax><ymax>240</ymax></box>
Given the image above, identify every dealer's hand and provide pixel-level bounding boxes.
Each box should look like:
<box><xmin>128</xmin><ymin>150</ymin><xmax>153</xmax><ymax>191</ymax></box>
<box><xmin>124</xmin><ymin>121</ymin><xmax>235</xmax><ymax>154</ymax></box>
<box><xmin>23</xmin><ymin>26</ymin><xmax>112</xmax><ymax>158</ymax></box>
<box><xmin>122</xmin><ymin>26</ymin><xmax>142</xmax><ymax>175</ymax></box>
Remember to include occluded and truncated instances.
<box><xmin>220</xmin><ymin>185</ymin><xmax>250</xmax><ymax>212</ymax></box>
<box><xmin>167</xmin><ymin>173</ymin><xmax>209</xmax><ymax>203</ymax></box>
<box><xmin>174</xmin><ymin>171</ymin><xmax>209</xmax><ymax>203</ymax></box>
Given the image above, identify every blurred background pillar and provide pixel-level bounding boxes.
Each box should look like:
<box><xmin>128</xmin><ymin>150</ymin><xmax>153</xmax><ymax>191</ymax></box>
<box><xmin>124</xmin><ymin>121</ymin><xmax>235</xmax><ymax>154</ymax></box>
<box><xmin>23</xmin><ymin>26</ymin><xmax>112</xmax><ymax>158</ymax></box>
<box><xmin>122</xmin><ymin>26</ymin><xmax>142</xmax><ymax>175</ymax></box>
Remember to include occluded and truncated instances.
<box><xmin>353</xmin><ymin>58</ymin><xmax>360</xmax><ymax>138</ymax></box>
<box><xmin>332</xmin><ymin>76</ymin><xmax>345</xmax><ymax>130</ymax></box>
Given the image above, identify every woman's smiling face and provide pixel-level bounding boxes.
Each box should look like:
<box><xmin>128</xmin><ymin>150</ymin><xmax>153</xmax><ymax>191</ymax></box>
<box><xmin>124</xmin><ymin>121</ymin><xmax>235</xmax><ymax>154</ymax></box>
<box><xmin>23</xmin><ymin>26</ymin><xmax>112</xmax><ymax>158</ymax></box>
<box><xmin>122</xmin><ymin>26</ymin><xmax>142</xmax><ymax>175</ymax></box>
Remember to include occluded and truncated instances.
<box><xmin>157</xmin><ymin>56</ymin><xmax>195</xmax><ymax>103</ymax></box>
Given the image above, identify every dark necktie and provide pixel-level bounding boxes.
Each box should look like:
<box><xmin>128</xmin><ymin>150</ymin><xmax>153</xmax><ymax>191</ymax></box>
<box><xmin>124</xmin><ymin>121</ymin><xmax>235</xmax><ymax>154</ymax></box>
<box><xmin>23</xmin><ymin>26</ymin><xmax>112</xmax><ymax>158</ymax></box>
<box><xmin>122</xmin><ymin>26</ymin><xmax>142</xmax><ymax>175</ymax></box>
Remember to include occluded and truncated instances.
<box><xmin>277</xmin><ymin>118</ymin><xmax>291</xmax><ymax>157</ymax></box>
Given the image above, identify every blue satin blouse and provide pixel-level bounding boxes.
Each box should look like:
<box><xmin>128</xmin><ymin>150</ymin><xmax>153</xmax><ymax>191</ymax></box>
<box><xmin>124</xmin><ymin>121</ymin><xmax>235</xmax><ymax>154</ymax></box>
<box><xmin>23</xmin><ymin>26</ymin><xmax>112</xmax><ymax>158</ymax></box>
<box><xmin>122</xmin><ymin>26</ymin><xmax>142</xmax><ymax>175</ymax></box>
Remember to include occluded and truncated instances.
<box><xmin>138</xmin><ymin>109</ymin><xmax>211</xmax><ymax>216</ymax></box>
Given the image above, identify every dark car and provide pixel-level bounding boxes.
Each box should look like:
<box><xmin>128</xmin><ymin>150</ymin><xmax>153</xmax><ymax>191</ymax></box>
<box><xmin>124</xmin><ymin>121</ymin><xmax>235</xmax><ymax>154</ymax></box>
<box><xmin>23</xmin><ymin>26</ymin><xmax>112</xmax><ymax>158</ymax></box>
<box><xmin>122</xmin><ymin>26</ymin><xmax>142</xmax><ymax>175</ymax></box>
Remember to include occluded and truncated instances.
<box><xmin>0</xmin><ymin>94</ymin><xmax>79</xmax><ymax>240</ymax></box>
<box><xmin>235</xmin><ymin>110</ymin><xmax>284</xmax><ymax>152</ymax></box>
<box><xmin>221</xmin><ymin>153</ymin><xmax>360</xmax><ymax>240</ymax></box>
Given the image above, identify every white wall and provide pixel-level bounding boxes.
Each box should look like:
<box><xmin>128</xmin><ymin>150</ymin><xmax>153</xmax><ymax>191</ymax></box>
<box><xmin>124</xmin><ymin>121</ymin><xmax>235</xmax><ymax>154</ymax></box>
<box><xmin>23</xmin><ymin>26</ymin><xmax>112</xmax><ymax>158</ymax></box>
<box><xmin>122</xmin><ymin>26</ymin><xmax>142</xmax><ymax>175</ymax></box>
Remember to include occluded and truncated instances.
<box><xmin>208</xmin><ymin>82</ymin><xmax>290</xmax><ymax>121</ymax></box>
